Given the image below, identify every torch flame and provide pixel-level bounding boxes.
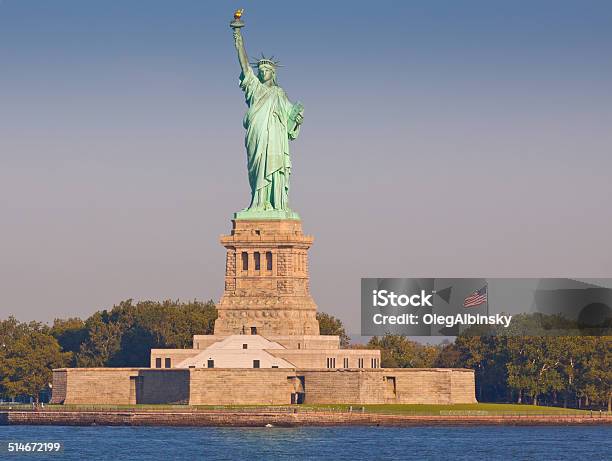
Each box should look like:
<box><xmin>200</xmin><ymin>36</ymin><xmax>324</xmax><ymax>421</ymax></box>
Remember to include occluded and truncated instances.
<box><xmin>234</xmin><ymin>9</ymin><xmax>244</xmax><ymax>20</ymax></box>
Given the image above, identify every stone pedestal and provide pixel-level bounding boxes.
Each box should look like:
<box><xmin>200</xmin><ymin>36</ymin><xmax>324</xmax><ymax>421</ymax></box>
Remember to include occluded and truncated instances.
<box><xmin>214</xmin><ymin>219</ymin><xmax>320</xmax><ymax>336</ymax></box>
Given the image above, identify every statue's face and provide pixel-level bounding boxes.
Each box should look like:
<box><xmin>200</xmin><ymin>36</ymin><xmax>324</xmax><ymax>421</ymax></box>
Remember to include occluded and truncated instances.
<box><xmin>258</xmin><ymin>66</ymin><xmax>275</xmax><ymax>83</ymax></box>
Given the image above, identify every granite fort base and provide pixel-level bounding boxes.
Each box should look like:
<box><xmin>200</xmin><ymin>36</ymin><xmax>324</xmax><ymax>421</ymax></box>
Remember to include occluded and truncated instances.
<box><xmin>52</xmin><ymin>219</ymin><xmax>476</xmax><ymax>406</ymax></box>
<box><xmin>51</xmin><ymin>368</ymin><xmax>475</xmax><ymax>405</ymax></box>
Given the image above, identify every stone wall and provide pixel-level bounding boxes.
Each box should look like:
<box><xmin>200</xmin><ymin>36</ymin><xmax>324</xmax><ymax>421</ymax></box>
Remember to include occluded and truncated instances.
<box><xmin>137</xmin><ymin>370</ymin><xmax>190</xmax><ymax>404</ymax></box>
<box><xmin>51</xmin><ymin>369</ymin><xmax>190</xmax><ymax>405</ymax></box>
<box><xmin>150</xmin><ymin>349</ymin><xmax>200</xmax><ymax>368</ymax></box>
<box><xmin>451</xmin><ymin>368</ymin><xmax>478</xmax><ymax>404</ymax></box>
<box><xmin>51</xmin><ymin>369</ymin><xmax>140</xmax><ymax>405</ymax></box>
<box><xmin>393</xmin><ymin>369</ymin><xmax>453</xmax><ymax>404</ymax></box>
<box><xmin>189</xmin><ymin>368</ymin><xmax>296</xmax><ymax>405</ymax></box>
<box><xmin>5</xmin><ymin>410</ymin><xmax>608</xmax><ymax>427</ymax></box>
<box><xmin>267</xmin><ymin>335</ymin><xmax>340</xmax><ymax>350</ymax></box>
<box><xmin>52</xmin><ymin>367</ymin><xmax>475</xmax><ymax>406</ymax></box>
<box><xmin>299</xmin><ymin>370</ymin><xmax>363</xmax><ymax>404</ymax></box>
<box><xmin>50</xmin><ymin>370</ymin><xmax>67</xmax><ymax>404</ymax></box>
<box><xmin>299</xmin><ymin>369</ymin><xmax>476</xmax><ymax>405</ymax></box>
<box><xmin>271</xmin><ymin>349</ymin><xmax>381</xmax><ymax>369</ymax></box>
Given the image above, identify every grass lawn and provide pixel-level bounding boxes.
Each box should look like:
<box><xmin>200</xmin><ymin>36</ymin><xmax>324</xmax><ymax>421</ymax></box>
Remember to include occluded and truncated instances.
<box><xmin>302</xmin><ymin>403</ymin><xmax>591</xmax><ymax>415</ymax></box>
<box><xmin>16</xmin><ymin>402</ymin><xmax>595</xmax><ymax>415</ymax></box>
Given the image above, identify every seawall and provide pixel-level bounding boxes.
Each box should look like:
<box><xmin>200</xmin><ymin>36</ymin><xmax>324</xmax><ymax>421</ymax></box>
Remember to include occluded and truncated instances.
<box><xmin>1</xmin><ymin>411</ymin><xmax>610</xmax><ymax>427</ymax></box>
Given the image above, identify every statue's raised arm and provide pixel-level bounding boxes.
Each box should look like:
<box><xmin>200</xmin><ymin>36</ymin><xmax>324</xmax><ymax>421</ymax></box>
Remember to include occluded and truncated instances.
<box><xmin>230</xmin><ymin>10</ymin><xmax>249</xmax><ymax>75</ymax></box>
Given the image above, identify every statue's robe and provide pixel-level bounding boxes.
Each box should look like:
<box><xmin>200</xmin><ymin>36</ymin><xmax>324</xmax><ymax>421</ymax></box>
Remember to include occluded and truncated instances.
<box><xmin>240</xmin><ymin>68</ymin><xmax>300</xmax><ymax>210</ymax></box>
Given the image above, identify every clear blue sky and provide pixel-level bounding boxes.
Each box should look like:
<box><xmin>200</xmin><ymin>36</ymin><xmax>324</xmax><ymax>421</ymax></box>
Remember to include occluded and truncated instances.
<box><xmin>1</xmin><ymin>1</ymin><xmax>611</xmax><ymax>335</ymax></box>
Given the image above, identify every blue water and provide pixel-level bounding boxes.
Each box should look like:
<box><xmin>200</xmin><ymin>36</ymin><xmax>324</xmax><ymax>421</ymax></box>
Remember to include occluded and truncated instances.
<box><xmin>1</xmin><ymin>425</ymin><xmax>610</xmax><ymax>460</ymax></box>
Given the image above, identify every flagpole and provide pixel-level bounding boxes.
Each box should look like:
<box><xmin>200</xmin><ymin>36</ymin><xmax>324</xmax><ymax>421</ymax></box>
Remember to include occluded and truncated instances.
<box><xmin>486</xmin><ymin>279</ymin><xmax>490</xmax><ymax>316</ymax></box>
<box><xmin>486</xmin><ymin>279</ymin><xmax>494</xmax><ymax>336</ymax></box>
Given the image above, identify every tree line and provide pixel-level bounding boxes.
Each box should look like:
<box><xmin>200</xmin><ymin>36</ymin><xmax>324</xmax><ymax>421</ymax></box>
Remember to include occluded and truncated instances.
<box><xmin>1</xmin><ymin>299</ymin><xmax>217</xmax><ymax>402</ymax></box>
<box><xmin>0</xmin><ymin>301</ymin><xmax>609</xmax><ymax>409</ymax></box>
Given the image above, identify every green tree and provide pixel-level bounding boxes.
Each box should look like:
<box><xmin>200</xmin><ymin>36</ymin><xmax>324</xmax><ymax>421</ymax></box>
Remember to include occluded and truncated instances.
<box><xmin>572</xmin><ymin>336</ymin><xmax>611</xmax><ymax>409</ymax></box>
<box><xmin>75</xmin><ymin>311</ymin><xmax>123</xmax><ymax>367</ymax></box>
<box><xmin>76</xmin><ymin>299</ymin><xmax>217</xmax><ymax>367</ymax></box>
<box><xmin>50</xmin><ymin>317</ymin><xmax>88</xmax><ymax>359</ymax></box>
<box><xmin>367</xmin><ymin>335</ymin><xmax>439</xmax><ymax>368</ymax></box>
<box><xmin>1</xmin><ymin>317</ymin><xmax>31</xmax><ymax>398</ymax></box>
<box><xmin>450</xmin><ymin>334</ymin><xmax>510</xmax><ymax>403</ymax></box>
<box><xmin>506</xmin><ymin>336</ymin><xmax>565</xmax><ymax>405</ymax></box>
<box><xmin>317</xmin><ymin>312</ymin><xmax>350</xmax><ymax>347</ymax></box>
<box><xmin>0</xmin><ymin>319</ymin><xmax>70</xmax><ymax>401</ymax></box>
<box><xmin>434</xmin><ymin>342</ymin><xmax>462</xmax><ymax>368</ymax></box>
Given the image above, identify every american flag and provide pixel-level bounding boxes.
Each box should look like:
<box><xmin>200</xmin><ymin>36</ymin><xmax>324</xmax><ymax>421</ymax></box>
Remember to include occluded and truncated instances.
<box><xmin>463</xmin><ymin>286</ymin><xmax>488</xmax><ymax>308</ymax></box>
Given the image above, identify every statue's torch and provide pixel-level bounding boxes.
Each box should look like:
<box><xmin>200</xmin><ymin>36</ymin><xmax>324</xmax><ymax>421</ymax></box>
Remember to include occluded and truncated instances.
<box><xmin>230</xmin><ymin>9</ymin><xmax>245</xmax><ymax>29</ymax></box>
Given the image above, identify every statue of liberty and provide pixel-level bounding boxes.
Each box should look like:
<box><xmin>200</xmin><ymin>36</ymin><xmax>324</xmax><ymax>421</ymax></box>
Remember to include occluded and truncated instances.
<box><xmin>230</xmin><ymin>10</ymin><xmax>304</xmax><ymax>219</ymax></box>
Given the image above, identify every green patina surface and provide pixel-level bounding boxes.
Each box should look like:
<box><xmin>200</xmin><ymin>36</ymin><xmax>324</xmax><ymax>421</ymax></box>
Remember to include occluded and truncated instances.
<box><xmin>231</xmin><ymin>14</ymin><xmax>304</xmax><ymax>220</ymax></box>
<box><xmin>233</xmin><ymin>209</ymin><xmax>300</xmax><ymax>221</ymax></box>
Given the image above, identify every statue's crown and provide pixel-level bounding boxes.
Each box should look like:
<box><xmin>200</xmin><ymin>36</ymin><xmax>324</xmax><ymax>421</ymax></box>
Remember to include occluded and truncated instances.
<box><xmin>250</xmin><ymin>53</ymin><xmax>282</xmax><ymax>69</ymax></box>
